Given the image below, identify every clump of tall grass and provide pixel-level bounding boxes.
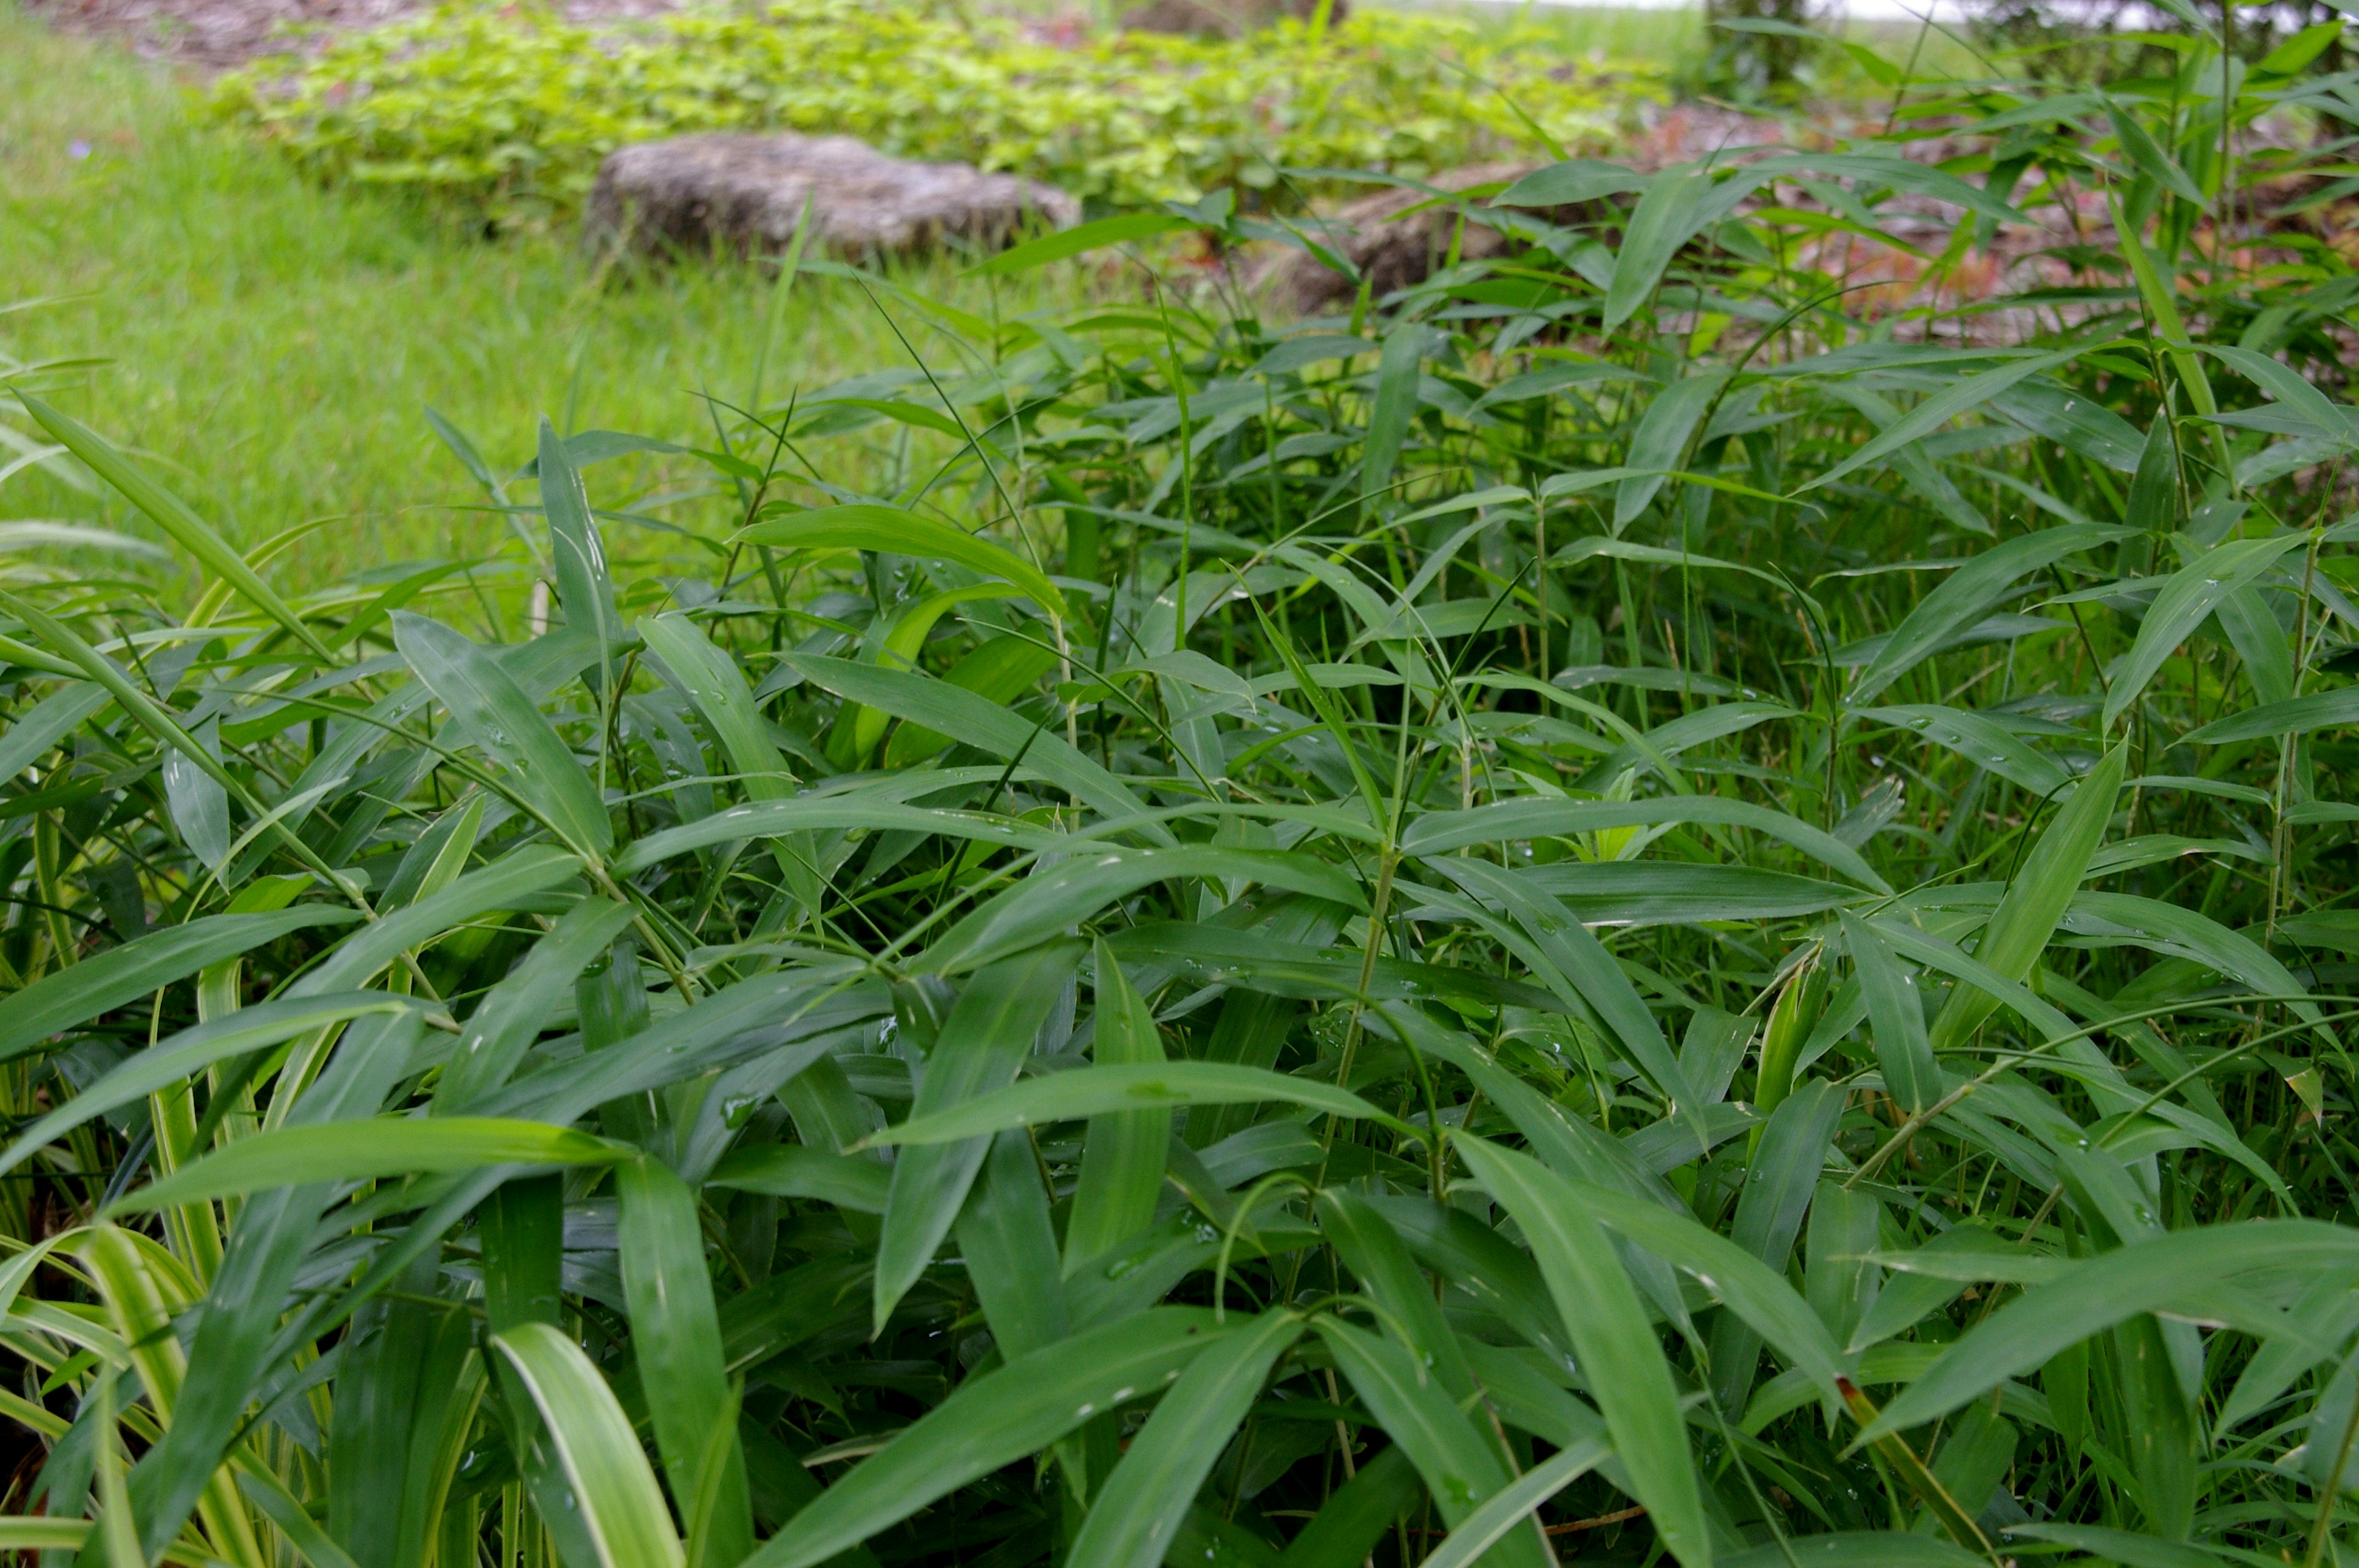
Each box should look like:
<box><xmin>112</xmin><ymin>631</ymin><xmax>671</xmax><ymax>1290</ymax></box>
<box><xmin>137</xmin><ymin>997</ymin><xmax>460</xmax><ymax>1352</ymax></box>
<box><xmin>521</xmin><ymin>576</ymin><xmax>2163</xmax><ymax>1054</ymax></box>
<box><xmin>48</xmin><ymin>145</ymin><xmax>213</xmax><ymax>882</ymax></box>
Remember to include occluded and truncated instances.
<box><xmin>4</xmin><ymin>18</ymin><xmax>2359</xmax><ymax>1568</ymax></box>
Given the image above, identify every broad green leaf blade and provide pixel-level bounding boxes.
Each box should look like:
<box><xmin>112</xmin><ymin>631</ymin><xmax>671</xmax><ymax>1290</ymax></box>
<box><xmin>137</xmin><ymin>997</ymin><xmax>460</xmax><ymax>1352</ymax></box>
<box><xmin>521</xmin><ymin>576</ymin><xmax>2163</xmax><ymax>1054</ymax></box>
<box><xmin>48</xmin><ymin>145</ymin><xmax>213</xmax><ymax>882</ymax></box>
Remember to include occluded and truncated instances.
<box><xmin>740</xmin><ymin>505</ymin><xmax>1062</xmax><ymax>618</ymax></box>
<box><xmin>1927</xmin><ymin>742</ymin><xmax>2124</xmax><ymax>1053</ymax></box>
<box><xmin>1273</xmin><ymin>1448</ymin><xmax>1420</xmax><ymax>1568</ymax></box>
<box><xmin>874</xmin><ymin>943</ymin><xmax>1082</xmax><ymax>1330</ymax></box>
<box><xmin>1064</xmin><ymin>1311</ymin><xmax>1303</xmax><ymax>1568</ymax></box>
<box><xmin>1617</xmin><ymin>370</ymin><xmax>1727</xmax><ymax>527</ymax></box>
<box><xmin>1606</xmin><ymin>165</ymin><xmax>1759</xmax><ymax>330</ymax></box>
<box><xmin>391</xmin><ymin>614</ymin><xmax>612</xmax><ymax>857</ymax></box>
<box><xmin>2103</xmin><ymin>535</ymin><xmax>2303</xmax><ymax>729</ymax></box>
<box><xmin>1854</xmin><ymin>704</ymin><xmax>2070</xmax><ymax>798</ymax></box>
<box><xmin>708</xmin><ymin>1144</ymin><xmax>891</xmax><ymax>1212</ymax></box>
<box><xmin>1802</xmin><ymin>349</ymin><xmax>2080</xmax><ymax>494</ymax></box>
<box><xmin>1420</xmin><ymin>1437</ymin><xmax>1612</xmax><ymax>1568</ymax></box>
<box><xmin>2107</xmin><ymin>101</ymin><xmax>2205</xmax><ymax>205</ymax></box>
<box><xmin>918</xmin><ymin>846</ymin><xmax>1364</xmax><ymax>973</ymax></box>
<box><xmin>1708</xmin><ymin>1078</ymin><xmax>1847</xmax><ymax>1414</ymax></box>
<box><xmin>781</xmin><ymin>654</ymin><xmax>1166</xmax><ymax>837</ymax></box>
<box><xmin>1312</xmin><ymin>1317</ymin><xmax>1547</xmax><ymax>1568</ymax></box>
<box><xmin>494</xmin><ymin>1321</ymin><xmax>686</xmax><ymax>1568</ymax></box>
<box><xmin>617</xmin><ymin>797</ymin><xmax>1055</xmax><ymax>873</ymax></box>
<box><xmin>1723</xmin><ymin>1535</ymin><xmax>1985</xmax><ymax>1568</ymax></box>
<box><xmin>619</xmin><ymin>1156</ymin><xmax>753</xmax><ymax>1568</ymax></box>
<box><xmin>1407</xmin><ymin>796</ymin><xmax>1889</xmax><ymax>892</ymax></box>
<box><xmin>1562</xmin><ymin>1174</ymin><xmax>1849</xmax><ymax>1402</ymax></box>
<box><xmin>0</xmin><ymin>993</ymin><xmax>413</xmax><ymax>1175</ymax></box>
<box><xmin>292</xmin><ymin>844</ymin><xmax>584</xmax><ymax>997</ymax></box>
<box><xmin>538</xmin><ymin>416</ymin><xmax>621</xmax><ymax>657</ymax></box>
<box><xmin>1849</xmin><ymin>523</ymin><xmax>2130</xmax><ymax>705</ymax></box>
<box><xmin>1843</xmin><ymin>912</ymin><xmax>1938</xmax><ymax>1112</ymax></box>
<box><xmin>635</xmin><ymin>612</ymin><xmax>793</xmax><ymax>798</ymax></box>
<box><xmin>434</xmin><ymin>898</ymin><xmax>638</xmax><ymax>1111</ymax></box>
<box><xmin>1360</xmin><ymin>326</ymin><xmax>1426</xmax><ymax>507</ymax></box>
<box><xmin>0</xmin><ymin>682</ymin><xmax>111</xmax><ymax>782</ymax></box>
<box><xmin>740</xmin><ymin>1308</ymin><xmax>1224</xmax><ymax>1568</ymax></box>
<box><xmin>2205</xmin><ymin>344</ymin><xmax>2359</xmax><ymax>446</ymax></box>
<box><xmin>1455</xmin><ymin>1136</ymin><xmax>1710</xmax><ymax>1567</ymax></box>
<box><xmin>0</xmin><ymin>907</ymin><xmax>361</xmax><ymax>1064</ymax></box>
<box><xmin>2185</xmin><ymin>685</ymin><xmax>2359</xmax><ymax>744</ymax></box>
<box><xmin>1065</xmin><ymin>943</ymin><xmax>1172</xmax><ymax>1272</ymax></box>
<box><xmin>1427</xmin><ymin>857</ymin><xmax>1700</xmax><ymax>1119</ymax></box>
<box><xmin>966</xmin><ymin>211</ymin><xmax>1191</xmax><ymax>275</ymax></box>
<box><xmin>863</xmin><ymin>1063</ymin><xmax>1387</xmax><ymax>1147</ymax></box>
<box><xmin>1861</xmin><ymin>1220</ymin><xmax>2359</xmax><ymax>1441</ymax></box>
<box><xmin>953</xmin><ymin>1129</ymin><xmax>1068</xmax><ymax>1360</ymax></box>
<box><xmin>111</xmin><ymin>1118</ymin><xmax>621</xmax><ymax>1212</ymax></box>
<box><xmin>14</xmin><ymin>391</ymin><xmax>336</xmax><ymax>660</ymax></box>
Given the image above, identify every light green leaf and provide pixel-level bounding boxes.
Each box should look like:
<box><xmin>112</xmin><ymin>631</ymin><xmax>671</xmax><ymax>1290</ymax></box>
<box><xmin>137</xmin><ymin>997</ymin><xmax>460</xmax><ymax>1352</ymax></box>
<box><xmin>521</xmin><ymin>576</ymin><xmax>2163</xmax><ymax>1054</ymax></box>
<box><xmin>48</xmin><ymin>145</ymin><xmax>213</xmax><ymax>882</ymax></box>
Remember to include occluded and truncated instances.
<box><xmin>1861</xmin><ymin>1220</ymin><xmax>2359</xmax><ymax>1441</ymax></box>
<box><xmin>1064</xmin><ymin>1311</ymin><xmax>1304</xmax><ymax>1568</ymax></box>
<box><xmin>708</xmin><ymin>1144</ymin><xmax>891</xmax><ymax>1213</ymax></box>
<box><xmin>14</xmin><ymin>392</ymin><xmax>335</xmax><ymax>660</ymax></box>
<box><xmin>2104</xmin><ymin>534</ymin><xmax>2304</xmax><ymax>728</ymax></box>
<box><xmin>1065</xmin><ymin>942</ymin><xmax>1172</xmax><ymax>1272</ymax></box>
<box><xmin>1844</xmin><ymin>912</ymin><xmax>1938</xmax><ymax>1113</ymax></box>
<box><xmin>1926</xmin><ymin>743</ymin><xmax>2125</xmax><ymax>1054</ymax></box>
<box><xmin>918</xmin><ymin>846</ymin><xmax>1364</xmax><ymax>973</ymax></box>
<box><xmin>740</xmin><ymin>505</ymin><xmax>1062</xmax><ymax>618</ymax></box>
<box><xmin>619</xmin><ymin>1155</ymin><xmax>753</xmax><ymax>1568</ymax></box>
<box><xmin>1617</xmin><ymin>370</ymin><xmax>1727</xmax><ymax>527</ymax></box>
<box><xmin>739</xmin><ymin>1308</ymin><xmax>1224</xmax><ymax>1568</ymax></box>
<box><xmin>110</xmin><ymin>1117</ymin><xmax>622</xmax><ymax>1212</ymax></box>
<box><xmin>1802</xmin><ymin>349</ymin><xmax>2081</xmax><ymax>494</ymax></box>
<box><xmin>863</xmin><ymin>1063</ymin><xmax>1388</xmax><ymax>1147</ymax></box>
<box><xmin>1850</xmin><ymin>524</ymin><xmax>2131</xmax><ymax>705</ymax></box>
<box><xmin>1420</xmin><ymin>1437</ymin><xmax>1613</xmax><ymax>1568</ymax></box>
<box><xmin>493</xmin><ymin>1321</ymin><xmax>685</xmax><ymax>1568</ymax></box>
<box><xmin>966</xmin><ymin>211</ymin><xmax>1191</xmax><ymax>275</ymax></box>
<box><xmin>1455</xmin><ymin>1135</ymin><xmax>1711</xmax><ymax>1567</ymax></box>
<box><xmin>392</xmin><ymin>614</ymin><xmax>612</xmax><ymax>858</ymax></box>
<box><xmin>874</xmin><ymin>943</ymin><xmax>1082</xmax><ymax>1330</ymax></box>
<box><xmin>2185</xmin><ymin>685</ymin><xmax>2359</xmax><ymax>744</ymax></box>
<box><xmin>0</xmin><ymin>906</ymin><xmax>361</xmax><ymax>1064</ymax></box>
<box><xmin>291</xmin><ymin>844</ymin><xmax>584</xmax><ymax>997</ymax></box>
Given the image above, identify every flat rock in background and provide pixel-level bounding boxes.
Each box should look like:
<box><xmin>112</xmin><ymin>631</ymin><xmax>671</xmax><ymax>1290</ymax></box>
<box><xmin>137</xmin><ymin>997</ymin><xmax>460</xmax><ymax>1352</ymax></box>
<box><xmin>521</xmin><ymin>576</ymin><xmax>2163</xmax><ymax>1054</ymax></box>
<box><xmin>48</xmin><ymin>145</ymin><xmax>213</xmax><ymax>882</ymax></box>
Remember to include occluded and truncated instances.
<box><xmin>584</xmin><ymin>133</ymin><xmax>1081</xmax><ymax>263</ymax></box>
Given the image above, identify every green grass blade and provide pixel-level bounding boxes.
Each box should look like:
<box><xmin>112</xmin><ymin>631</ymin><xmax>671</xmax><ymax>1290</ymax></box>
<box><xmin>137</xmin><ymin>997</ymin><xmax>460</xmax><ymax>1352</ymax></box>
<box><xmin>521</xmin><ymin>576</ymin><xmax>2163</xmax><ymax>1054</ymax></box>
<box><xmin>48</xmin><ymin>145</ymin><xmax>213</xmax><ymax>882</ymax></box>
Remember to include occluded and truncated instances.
<box><xmin>741</xmin><ymin>1308</ymin><xmax>1226</xmax><ymax>1568</ymax></box>
<box><xmin>740</xmin><ymin>505</ymin><xmax>1062</xmax><ymax>620</ymax></box>
<box><xmin>109</xmin><ymin>1117</ymin><xmax>620</xmax><ymax>1212</ymax></box>
<box><xmin>10</xmin><ymin>391</ymin><xmax>335</xmax><ymax>660</ymax></box>
<box><xmin>1064</xmin><ymin>942</ymin><xmax>1170</xmax><ymax>1273</ymax></box>
<box><xmin>1455</xmin><ymin>1135</ymin><xmax>1710</xmax><ymax>1567</ymax></box>
<box><xmin>1065</xmin><ymin>1311</ymin><xmax>1303</xmax><ymax>1568</ymax></box>
<box><xmin>494</xmin><ymin>1321</ymin><xmax>686</xmax><ymax>1568</ymax></box>
<box><xmin>861</xmin><ymin>1063</ymin><xmax>1388</xmax><ymax>1149</ymax></box>
<box><xmin>873</xmin><ymin>942</ymin><xmax>1082</xmax><ymax>1330</ymax></box>
<box><xmin>0</xmin><ymin>907</ymin><xmax>360</xmax><ymax>1064</ymax></box>
<box><xmin>1926</xmin><ymin>742</ymin><xmax>2125</xmax><ymax>1053</ymax></box>
<box><xmin>619</xmin><ymin>1155</ymin><xmax>754</xmax><ymax>1568</ymax></box>
<box><xmin>391</xmin><ymin>613</ymin><xmax>613</xmax><ymax>859</ymax></box>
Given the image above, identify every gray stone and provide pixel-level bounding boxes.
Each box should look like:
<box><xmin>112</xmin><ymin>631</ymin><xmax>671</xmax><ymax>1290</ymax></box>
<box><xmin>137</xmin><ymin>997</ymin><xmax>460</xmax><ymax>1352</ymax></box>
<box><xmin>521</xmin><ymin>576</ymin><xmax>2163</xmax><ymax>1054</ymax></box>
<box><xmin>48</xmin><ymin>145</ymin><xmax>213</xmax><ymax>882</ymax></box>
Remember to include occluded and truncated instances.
<box><xmin>584</xmin><ymin>133</ymin><xmax>1080</xmax><ymax>262</ymax></box>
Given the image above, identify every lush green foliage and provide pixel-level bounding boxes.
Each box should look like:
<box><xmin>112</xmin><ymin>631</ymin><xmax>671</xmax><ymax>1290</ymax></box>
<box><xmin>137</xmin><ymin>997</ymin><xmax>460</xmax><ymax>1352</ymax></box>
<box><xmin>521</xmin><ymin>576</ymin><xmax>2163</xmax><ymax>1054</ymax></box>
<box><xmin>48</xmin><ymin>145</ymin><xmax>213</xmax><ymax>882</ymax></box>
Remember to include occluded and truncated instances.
<box><xmin>12</xmin><ymin>18</ymin><xmax>2359</xmax><ymax>1568</ymax></box>
<box><xmin>0</xmin><ymin>2</ymin><xmax>1089</xmax><ymax>585</ymax></box>
<box><xmin>205</xmin><ymin>0</ymin><xmax>1651</xmax><ymax>215</ymax></box>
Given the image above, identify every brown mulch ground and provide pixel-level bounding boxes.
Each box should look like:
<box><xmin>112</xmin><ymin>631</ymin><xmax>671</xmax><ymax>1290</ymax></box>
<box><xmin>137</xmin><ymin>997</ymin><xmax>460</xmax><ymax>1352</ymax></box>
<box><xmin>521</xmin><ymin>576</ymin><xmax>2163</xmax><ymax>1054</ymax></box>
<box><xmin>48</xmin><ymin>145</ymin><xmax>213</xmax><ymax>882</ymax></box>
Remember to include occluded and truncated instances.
<box><xmin>20</xmin><ymin>0</ymin><xmax>681</xmax><ymax>68</ymax></box>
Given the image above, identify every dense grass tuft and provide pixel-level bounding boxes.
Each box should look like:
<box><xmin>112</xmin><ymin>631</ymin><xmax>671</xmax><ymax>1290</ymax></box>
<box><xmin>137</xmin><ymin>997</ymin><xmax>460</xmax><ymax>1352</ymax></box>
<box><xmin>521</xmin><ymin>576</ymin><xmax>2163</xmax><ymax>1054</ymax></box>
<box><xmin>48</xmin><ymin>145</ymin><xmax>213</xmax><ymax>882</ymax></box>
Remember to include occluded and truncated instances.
<box><xmin>6</xmin><ymin>9</ymin><xmax>2359</xmax><ymax>1568</ymax></box>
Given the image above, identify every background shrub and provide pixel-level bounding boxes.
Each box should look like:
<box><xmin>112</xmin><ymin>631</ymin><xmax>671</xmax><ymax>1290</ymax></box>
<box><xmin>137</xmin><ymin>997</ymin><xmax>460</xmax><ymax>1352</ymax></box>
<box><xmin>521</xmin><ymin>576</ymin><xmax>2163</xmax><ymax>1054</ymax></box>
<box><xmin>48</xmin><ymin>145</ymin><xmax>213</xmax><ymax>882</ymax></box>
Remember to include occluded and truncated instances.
<box><xmin>205</xmin><ymin>0</ymin><xmax>1653</xmax><ymax>217</ymax></box>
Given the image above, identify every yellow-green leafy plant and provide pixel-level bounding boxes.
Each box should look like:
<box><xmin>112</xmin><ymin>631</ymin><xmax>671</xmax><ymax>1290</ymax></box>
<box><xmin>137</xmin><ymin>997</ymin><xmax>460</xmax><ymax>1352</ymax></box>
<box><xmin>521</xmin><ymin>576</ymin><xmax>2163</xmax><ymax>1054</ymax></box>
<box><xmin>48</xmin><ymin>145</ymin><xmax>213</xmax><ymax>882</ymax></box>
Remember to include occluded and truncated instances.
<box><xmin>205</xmin><ymin>0</ymin><xmax>1651</xmax><ymax>217</ymax></box>
<box><xmin>7</xmin><ymin>19</ymin><xmax>2359</xmax><ymax>1568</ymax></box>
